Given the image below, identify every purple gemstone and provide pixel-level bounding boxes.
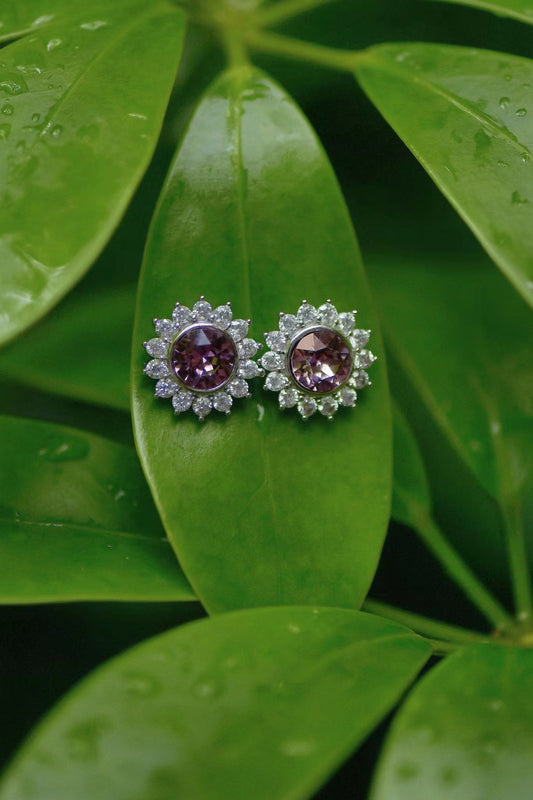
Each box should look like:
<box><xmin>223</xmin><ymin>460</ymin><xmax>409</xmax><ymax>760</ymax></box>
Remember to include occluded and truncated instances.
<box><xmin>289</xmin><ymin>327</ymin><xmax>352</xmax><ymax>394</ymax></box>
<box><xmin>171</xmin><ymin>324</ymin><xmax>236</xmax><ymax>392</ymax></box>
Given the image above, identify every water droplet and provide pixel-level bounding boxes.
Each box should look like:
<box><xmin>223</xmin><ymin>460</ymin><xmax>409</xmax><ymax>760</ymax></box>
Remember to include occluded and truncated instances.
<box><xmin>80</xmin><ymin>20</ymin><xmax>108</xmax><ymax>31</ymax></box>
<box><xmin>1</xmin><ymin>103</ymin><xmax>13</xmax><ymax>115</ymax></box>
<box><xmin>66</xmin><ymin>719</ymin><xmax>107</xmax><ymax>762</ymax></box>
<box><xmin>31</xmin><ymin>112</ymin><xmax>40</xmax><ymax>123</ymax></box>
<box><xmin>287</xmin><ymin>623</ymin><xmax>301</xmax><ymax>634</ymax></box>
<box><xmin>516</xmin><ymin>108</ymin><xmax>528</xmax><ymax>117</ymax></box>
<box><xmin>50</xmin><ymin>124</ymin><xmax>63</xmax><ymax>137</ymax></box>
<box><xmin>497</xmin><ymin>160</ymin><xmax>510</xmax><ymax>168</ymax></box>
<box><xmin>0</xmin><ymin>123</ymin><xmax>11</xmax><ymax>139</ymax></box>
<box><xmin>193</xmin><ymin>681</ymin><xmax>221</xmax><ymax>699</ymax></box>
<box><xmin>521</xmin><ymin>152</ymin><xmax>531</xmax><ymax>164</ymax></box>
<box><xmin>499</xmin><ymin>96</ymin><xmax>510</xmax><ymax>110</ymax></box>
<box><xmin>504</xmin><ymin>74</ymin><xmax>512</xmax><ymax>82</ymax></box>
<box><xmin>123</xmin><ymin>672</ymin><xmax>159</xmax><ymax>698</ymax></box>
<box><xmin>280</xmin><ymin>739</ymin><xmax>316</xmax><ymax>757</ymax></box>
<box><xmin>32</xmin><ymin>14</ymin><xmax>55</xmax><ymax>26</ymax></box>
<box><xmin>16</xmin><ymin>64</ymin><xmax>41</xmax><ymax>75</ymax></box>
<box><xmin>39</xmin><ymin>437</ymin><xmax>89</xmax><ymax>462</ymax></box>
<box><xmin>47</xmin><ymin>38</ymin><xmax>62</xmax><ymax>52</ymax></box>
<box><xmin>0</xmin><ymin>78</ymin><xmax>28</xmax><ymax>95</ymax></box>
<box><xmin>114</xmin><ymin>490</ymin><xmax>125</xmax><ymax>501</ymax></box>
<box><xmin>128</xmin><ymin>112</ymin><xmax>147</xmax><ymax>120</ymax></box>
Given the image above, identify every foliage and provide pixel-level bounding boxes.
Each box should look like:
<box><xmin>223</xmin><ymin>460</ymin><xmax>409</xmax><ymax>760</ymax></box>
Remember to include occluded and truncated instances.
<box><xmin>0</xmin><ymin>0</ymin><xmax>532</xmax><ymax>797</ymax></box>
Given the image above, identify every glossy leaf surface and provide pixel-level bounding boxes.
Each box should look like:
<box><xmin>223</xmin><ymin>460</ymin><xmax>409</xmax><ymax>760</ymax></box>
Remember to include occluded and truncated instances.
<box><xmin>0</xmin><ymin>416</ymin><xmax>193</xmax><ymax>603</ymax></box>
<box><xmin>0</xmin><ymin>284</ymin><xmax>134</xmax><ymax>411</ymax></box>
<box><xmin>372</xmin><ymin>643</ymin><xmax>533</xmax><ymax>799</ymax></box>
<box><xmin>392</xmin><ymin>405</ymin><xmax>431</xmax><ymax>528</ymax></box>
<box><xmin>0</xmin><ymin>608</ymin><xmax>430</xmax><ymax>800</ymax></box>
<box><xmin>368</xmin><ymin>253</ymin><xmax>533</xmax><ymax>521</ymax></box>
<box><xmin>132</xmin><ymin>67</ymin><xmax>391</xmax><ymax>613</ymax></box>
<box><xmin>0</xmin><ymin>2</ymin><xmax>185</xmax><ymax>346</ymax></box>
<box><xmin>428</xmin><ymin>0</ymin><xmax>533</xmax><ymax>25</ymax></box>
<box><xmin>356</xmin><ymin>43</ymin><xmax>533</xmax><ymax>306</ymax></box>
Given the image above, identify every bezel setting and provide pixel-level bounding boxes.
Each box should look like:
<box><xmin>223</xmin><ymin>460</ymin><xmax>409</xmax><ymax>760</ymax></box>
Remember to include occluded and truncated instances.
<box><xmin>143</xmin><ymin>297</ymin><xmax>263</xmax><ymax>420</ymax></box>
<box><xmin>261</xmin><ymin>300</ymin><xmax>376</xmax><ymax>420</ymax></box>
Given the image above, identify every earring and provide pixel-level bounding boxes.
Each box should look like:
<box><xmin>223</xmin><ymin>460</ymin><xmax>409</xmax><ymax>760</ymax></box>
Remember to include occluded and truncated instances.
<box><xmin>261</xmin><ymin>300</ymin><xmax>376</xmax><ymax>420</ymax></box>
<box><xmin>144</xmin><ymin>297</ymin><xmax>263</xmax><ymax>420</ymax></box>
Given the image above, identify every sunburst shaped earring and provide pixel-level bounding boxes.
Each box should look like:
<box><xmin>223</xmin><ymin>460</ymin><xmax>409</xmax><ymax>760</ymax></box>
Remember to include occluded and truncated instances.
<box><xmin>143</xmin><ymin>297</ymin><xmax>263</xmax><ymax>420</ymax></box>
<box><xmin>261</xmin><ymin>300</ymin><xmax>376</xmax><ymax>420</ymax></box>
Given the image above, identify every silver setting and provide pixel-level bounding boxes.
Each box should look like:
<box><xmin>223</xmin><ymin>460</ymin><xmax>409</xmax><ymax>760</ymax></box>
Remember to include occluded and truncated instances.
<box><xmin>261</xmin><ymin>299</ymin><xmax>376</xmax><ymax>420</ymax></box>
<box><xmin>143</xmin><ymin>296</ymin><xmax>263</xmax><ymax>420</ymax></box>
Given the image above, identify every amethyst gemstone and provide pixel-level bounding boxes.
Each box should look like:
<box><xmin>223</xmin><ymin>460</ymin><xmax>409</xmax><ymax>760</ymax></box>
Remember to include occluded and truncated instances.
<box><xmin>171</xmin><ymin>324</ymin><xmax>236</xmax><ymax>392</ymax></box>
<box><xmin>289</xmin><ymin>327</ymin><xmax>352</xmax><ymax>394</ymax></box>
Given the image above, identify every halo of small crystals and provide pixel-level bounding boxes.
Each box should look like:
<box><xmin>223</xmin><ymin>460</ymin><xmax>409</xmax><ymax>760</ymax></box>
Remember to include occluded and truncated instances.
<box><xmin>261</xmin><ymin>300</ymin><xmax>376</xmax><ymax>420</ymax></box>
<box><xmin>143</xmin><ymin>297</ymin><xmax>263</xmax><ymax>420</ymax></box>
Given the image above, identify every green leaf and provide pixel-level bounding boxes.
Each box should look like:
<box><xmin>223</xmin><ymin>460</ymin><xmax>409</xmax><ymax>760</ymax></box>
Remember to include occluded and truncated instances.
<box><xmin>132</xmin><ymin>66</ymin><xmax>391</xmax><ymax>613</ymax></box>
<box><xmin>392</xmin><ymin>404</ymin><xmax>431</xmax><ymax>528</ymax></box>
<box><xmin>368</xmin><ymin>251</ymin><xmax>533</xmax><ymax>510</ymax></box>
<box><xmin>356</xmin><ymin>43</ymin><xmax>533</xmax><ymax>307</ymax></box>
<box><xmin>427</xmin><ymin>0</ymin><xmax>533</xmax><ymax>26</ymax></box>
<box><xmin>0</xmin><ymin>415</ymin><xmax>194</xmax><ymax>603</ymax></box>
<box><xmin>0</xmin><ymin>284</ymin><xmax>134</xmax><ymax>411</ymax></box>
<box><xmin>0</xmin><ymin>2</ymin><xmax>185</xmax><ymax>346</ymax></box>
<box><xmin>371</xmin><ymin>643</ymin><xmax>533</xmax><ymax>799</ymax></box>
<box><xmin>0</xmin><ymin>608</ymin><xmax>430</xmax><ymax>800</ymax></box>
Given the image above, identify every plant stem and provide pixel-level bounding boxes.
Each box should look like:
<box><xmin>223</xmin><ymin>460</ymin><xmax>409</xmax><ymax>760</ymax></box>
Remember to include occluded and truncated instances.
<box><xmin>501</xmin><ymin>495</ymin><xmax>533</xmax><ymax>622</ymax></box>
<box><xmin>244</xmin><ymin>29</ymin><xmax>361</xmax><ymax>72</ymax></box>
<box><xmin>413</xmin><ymin>512</ymin><xmax>512</xmax><ymax>631</ymax></box>
<box><xmin>363</xmin><ymin>599</ymin><xmax>490</xmax><ymax>646</ymax></box>
<box><xmin>256</xmin><ymin>0</ymin><xmax>340</xmax><ymax>27</ymax></box>
<box><xmin>222</xmin><ymin>28</ymin><xmax>250</xmax><ymax>68</ymax></box>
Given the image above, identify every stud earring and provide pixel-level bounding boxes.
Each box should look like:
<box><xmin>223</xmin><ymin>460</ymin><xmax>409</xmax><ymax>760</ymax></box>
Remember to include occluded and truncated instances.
<box><xmin>144</xmin><ymin>297</ymin><xmax>263</xmax><ymax>420</ymax></box>
<box><xmin>261</xmin><ymin>300</ymin><xmax>376</xmax><ymax>420</ymax></box>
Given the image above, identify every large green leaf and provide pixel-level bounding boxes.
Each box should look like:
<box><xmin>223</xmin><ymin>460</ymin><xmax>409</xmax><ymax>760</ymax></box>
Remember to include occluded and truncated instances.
<box><xmin>428</xmin><ymin>0</ymin><xmax>533</xmax><ymax>25</ymax></box>
<box><xmin>367</xmin><ymin>252</ymin><xmax>533</xmax><ymax>518</ymax></box>
<box><xmin>0</xmin><ymin>1</ymin><xmax>151</xmax><ymax>42</ymax></box>
<box><xmin>0</xmin><ymin>415</ymin><xmax>193</xmax><ymax>603</ymax></box>
<box><xmin>132</xmin><ymin>67</ymin><xmax>391</xmax><ymax>613</ymax></box>
<box><xmin>0</xmin><ymin>284</ymin><xmax>134</xmax><ymax>411</ymax></box>
<box><xmin>371</xmin><ymin>643</ymin><xmax>533</xmax><ymax>799</ymax></box>
<box><xmin>392</xmin><ymin>405</ymin><xmax>431</xmax><ymax>528</ymax></box>
<box><xmin>356</xmin><ymin>43</ymin><xmax>533</xmax><ymax>307</ymax></box>
<box><xmin>0</xmin><ymin>1</ymin><xmax>185</xmax><ymax>346</ymax></box>
<box><xmin>0</xmin><ymin>608</ymin><xmax>430</xmax><ymax>800</ymax></box>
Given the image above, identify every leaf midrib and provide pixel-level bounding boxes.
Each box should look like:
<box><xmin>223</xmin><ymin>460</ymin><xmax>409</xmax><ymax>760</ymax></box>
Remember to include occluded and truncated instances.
<box><xmin>361</xmin><ymin>49</ymin><xmax>532</xmax><ymax>159</ymax></box>
<box><xmin>0</xmin><ymin>517</ymin><xmax>169</xmax><ymax>545</ymax></box>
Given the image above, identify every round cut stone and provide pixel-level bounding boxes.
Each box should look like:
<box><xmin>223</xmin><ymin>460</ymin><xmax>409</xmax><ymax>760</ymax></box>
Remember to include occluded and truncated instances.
<box><xmin>289</xmin><ymin>326</ymin><xmax>352</xmax><ymax>394</ymax></box>
<box><xmin>171</xmin><ymin>324</ymin><xmax>236</xmax><ymax>392</ymax></box>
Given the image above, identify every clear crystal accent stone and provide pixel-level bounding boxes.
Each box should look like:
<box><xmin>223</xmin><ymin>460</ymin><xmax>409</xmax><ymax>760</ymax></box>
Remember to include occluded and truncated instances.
<box><xmin>172</xmin><ymin>391</ymin><xmax>193</xmax><ymax>413</ymax></box>
<box><xmin>298</xmin><ymin>398</ymin><xmax>317</xmax><ymax>419</ymax></box>
<box><xmin>154</xmin><ymin>379</ymin><xmax>176</xmax><ymax>398</ymax></box>
<box><xmin>338</xmin><ymin>312</ymin><xmax>356</xmax><ymax>335</ymax></box>
<box><xmin>261</xmin><ymin>352</ymin><xmax>284</xmax><ymax>371</ymax></box>
<box><xmin>318</xmin><ymin>302</ymin><xmax>338</xmax><ymax>326</ymax></box>
<box><xmin>209</xmin><ymin>304</ymin><xmax>232</xmax><ymax>329</ymax></box>
<box><xmin>352</xmin><ymin>329</ymin><xmax>371</xmax><ymax>349</ymax></box>
<box><xmin>228</xmin><ymin>319</ymin><xmax>249</xmax><ymax>341</ymax></box>
<box><xmin>154</xmin><ymin>319</ymin><xmax>177</xmax><ymax>340</ymax></box>
<box><xmin>228</xmin><ymin>378</ymin><xmax>249</xmax><ymax>398</ymax></box>
<box><xmin>238</xmin><ymin>360</ymin><xmax>262</xmax><ymax>378</ymax></box>
<box><xmin>279</xmin><ymin>387</ymin><xmax>299</xmax><ymax>408</ymax></box>
<box><xmin>172</xmin><ymin>305</ymin><xmax>192</xmax><ymax>327</ymax></box>
<box><xmin>240</xmin><ymin>338</ymin><xmax>261</xmax><ymax>358</ymax></box>
<box><xmin>193</xmin><ymin>396</ymin><xmax>212</xmax><ymax>419</ymax></box>
<box><xmin>297</xmin><ymin>302</ymin><xmax>319</xmax><ymax>325</ymax></box>
<box><xmin>279</xmin><ymin>313</ymin><xmax>298</xmax><ymax>336</ymax></box>
<box><xmin>339</xmin><ymin>387</ymin><xmax>357</xmax><ymax>407</ymax></box>
<box><xmin>351</xmin><ymin>370</ymin><xmax>371</xmax><ymax>389</ymax></box>
<box><xmin>265</xmin><ymin>372</ymin><xmax>289</xmax><ymax>391</ymax></box>
<box><xmin>213</xmin><ymin>393</ymin><xmax>233</xmax><ymax>413</ymax></box>
<box><xmin>355</xmin><ymin>349</ymin><xmax>376</xmax><ymax>368</ymax></box>
<box><xmin>265</xmin><ymin>331</ymin><xmax>287</xmax><ymax>352</ymax></box>
<box><xmin>144</xmin><ymin>338</ymin><xmax>168</xmax><ymax>358</ymax></box>
<box><xmin>144</xmin><ymin>359</ymin><xmax>170</xmax><ymax>379</ymax></box>
<box><xmin>192</xmin><ymin>299</ymin><xmax>212</xmax><ymax>320</ymax></box>
<box><xmin>319</xmin><ymin>397</ymin><xmax>338</xmax><ymax>418</ymax></box>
